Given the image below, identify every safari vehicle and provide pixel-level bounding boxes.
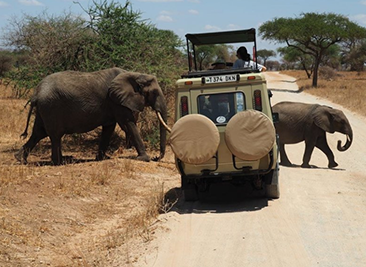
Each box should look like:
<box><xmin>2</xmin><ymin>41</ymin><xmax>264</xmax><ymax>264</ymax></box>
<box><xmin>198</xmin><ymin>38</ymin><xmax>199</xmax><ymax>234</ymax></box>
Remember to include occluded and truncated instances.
<box><xmin>169</xmin><ymin>28</ymin><xmax>280</xmax><ymax>201</ymax></box>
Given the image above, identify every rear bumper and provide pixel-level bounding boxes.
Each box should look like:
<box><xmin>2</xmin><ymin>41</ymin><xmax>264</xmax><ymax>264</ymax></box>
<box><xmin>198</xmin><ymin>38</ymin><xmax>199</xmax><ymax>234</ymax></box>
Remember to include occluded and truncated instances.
<box><xmin>178</xmin><ymin>150</ymin><xmax>275</xmax><ymax>183</ymax></box>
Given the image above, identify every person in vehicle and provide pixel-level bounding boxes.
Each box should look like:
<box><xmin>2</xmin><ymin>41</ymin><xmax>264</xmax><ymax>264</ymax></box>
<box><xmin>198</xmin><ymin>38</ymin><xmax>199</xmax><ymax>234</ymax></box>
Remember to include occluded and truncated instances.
<box><xmin>233</xmin><ymin>46</ymin><xmax>267</xmax><ymax>72</ymax></box>
<box><xmin>211</xmin><ymin>58</ymin><xmax>227</xmax><ymax>70</ymax></box>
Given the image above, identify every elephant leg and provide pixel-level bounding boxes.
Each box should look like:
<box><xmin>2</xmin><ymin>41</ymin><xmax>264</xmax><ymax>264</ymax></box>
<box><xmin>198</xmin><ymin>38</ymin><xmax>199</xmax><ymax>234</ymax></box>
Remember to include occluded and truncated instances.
<box><xmin>301</xmin><ymin>141</ymin><xmax>316</xmax><ymax>168</ymax></box>
<box><xmin>96</xmin><ymin>123</ymin><xmax>116</xmax><ymax>161</ymax></box>
<box><xmin>279</xmin><ymin>142</ymin><xmax>293</xmax><ymax>166</ymax></box>
<box><xmin>316</xmin><ymin>135</ymin><xmax>338</xmax><ymax>168</ymax></box>
<box><xmin>121</xmin><ymin>124</ymin><xmax>134</xmax><ymax>149</ymax></box>
<box><xmin>49</xmin><ymin>135</ymin><xmax>63</xmax><ymax>165</ymax></box>
<box><xmin>119</xmin><ymin>121</ymin><xmax>150</xmax><ymax>162</ymax></box>
<box><xmin>15</xmin><ymin>116</ymin><xmax>48</xmax><ymax>164</ymax></box>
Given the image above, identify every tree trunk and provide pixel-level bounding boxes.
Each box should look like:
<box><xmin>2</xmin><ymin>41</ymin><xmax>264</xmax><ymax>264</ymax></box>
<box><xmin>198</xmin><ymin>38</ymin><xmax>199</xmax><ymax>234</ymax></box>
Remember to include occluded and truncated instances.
<box><xmin>312</xmin><ymin>56</ymin><xmax>321</xmax><ymax>87</ymax></box>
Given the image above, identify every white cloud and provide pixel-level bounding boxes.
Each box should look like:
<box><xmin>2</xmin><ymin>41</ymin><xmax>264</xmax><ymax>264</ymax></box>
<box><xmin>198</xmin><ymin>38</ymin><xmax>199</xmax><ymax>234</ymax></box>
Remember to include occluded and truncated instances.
<box><xmin>204</xmin><ymin>24</ymin><xmax>221</xmax><ymax>31</ymax></box>
<box><xmin>188</xmin><ymin>0</ymin><xmax>200</xmax><ymax>3</ymax></box>
<box><xmin>18</xmin><ymin>0</ymin><xmax>44</xmax><ymax>6</ymax></box>
<box><xmin>227</xmin><ymin>24</ymin><xmax>240</xmax><ymax>30</ymax></box>
<box><xmin>0</xmin><ymin>1</ymin><xmax>9</xmax><ymax>7</ymax></box>
<box><xmin>361</xmin><ymin>1</ymin><xmax>366</xmax><ymax>5</ymax></box>
<box><xmin>160</xmin><ymin>10</ymin><xmax>172</xmax><ymax>15</ymax></box>
<box><xmin>351</xmin><ymin>14</ymin><xmax>366</xmax><ymax>25</ymax></box>
<box><xmin>189</xmin><ymin>9</ymin><xmax>199</xmax><ymax>15</ymax></box>
<box><xmin>157</xmin><ymin>15</ymin><xmax>173</xmax><ymax>22</ymax></box>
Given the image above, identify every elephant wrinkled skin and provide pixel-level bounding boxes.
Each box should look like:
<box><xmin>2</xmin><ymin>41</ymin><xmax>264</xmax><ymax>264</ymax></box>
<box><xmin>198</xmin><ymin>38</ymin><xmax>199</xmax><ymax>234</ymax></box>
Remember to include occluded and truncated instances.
<box><xmin>15</xmin><ymin>68</ymin><xmax>169</xmax><ymax>165</ymax></box>
<box><xmin>272</xmin><ymin>101</ymin><xmax>353</xmax><ymax>168</ymax></box>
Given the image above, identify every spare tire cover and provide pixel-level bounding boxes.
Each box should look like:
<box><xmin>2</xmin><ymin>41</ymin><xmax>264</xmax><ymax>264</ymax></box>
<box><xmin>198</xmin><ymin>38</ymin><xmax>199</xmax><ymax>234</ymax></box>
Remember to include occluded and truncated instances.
<box><xmin>225</xmin><ymin>110</ymin><xmax>275</xmax><ymax>161</ymax></box>
<box><xmin>169</xmin><ymin>114</ymin><xmax>220</xmax><ymax>164</ymax></box>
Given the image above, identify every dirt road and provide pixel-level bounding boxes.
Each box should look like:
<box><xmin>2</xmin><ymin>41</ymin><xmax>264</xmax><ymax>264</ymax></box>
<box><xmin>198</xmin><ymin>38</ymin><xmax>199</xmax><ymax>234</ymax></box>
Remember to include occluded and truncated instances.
<box><xmin>137</xmin><ymin>72</ymin><xmax>366</xmax><ymax>267</ymax></box>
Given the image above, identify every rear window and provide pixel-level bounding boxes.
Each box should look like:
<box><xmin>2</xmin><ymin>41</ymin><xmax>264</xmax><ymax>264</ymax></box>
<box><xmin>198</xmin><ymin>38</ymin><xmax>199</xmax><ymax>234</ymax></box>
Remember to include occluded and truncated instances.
<box><xmin>197</xmin><ymin>92</ymin><xmax>245</xmax><ymax>124</ymax></box>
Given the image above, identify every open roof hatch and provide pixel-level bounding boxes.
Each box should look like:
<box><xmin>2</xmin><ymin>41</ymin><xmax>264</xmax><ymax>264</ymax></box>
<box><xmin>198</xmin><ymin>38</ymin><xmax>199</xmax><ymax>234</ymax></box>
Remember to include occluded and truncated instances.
<box><xmin>185</xmin><ymin>28</ymin><xmax>258</xmax><ymax>72</ymax></box>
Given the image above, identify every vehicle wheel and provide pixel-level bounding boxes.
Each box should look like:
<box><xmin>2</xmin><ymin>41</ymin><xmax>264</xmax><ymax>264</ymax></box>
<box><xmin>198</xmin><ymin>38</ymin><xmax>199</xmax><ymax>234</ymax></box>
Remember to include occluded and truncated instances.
<box><xmin>264</xmin><ymin>164</ymin><xmax>280</xmax><ymax>199</ymax></box>
<box><xmin>183</xmin><ymin>184</ymin><xmax>199</xmax><ymax>201</ymax></box>
<box><xmin>225</xmin><ymin>110</ymin><xmax>276</xmax><ymax>161</ymax></box>
<box><xmin>265</xmin><ymin>184</ymin><xmax>280</xmax><ymax>199</ymax></box>
<box><xmin>169</xmin><ymin>114</ymin><xmax>220</xmax><ymax>164</ymax></box>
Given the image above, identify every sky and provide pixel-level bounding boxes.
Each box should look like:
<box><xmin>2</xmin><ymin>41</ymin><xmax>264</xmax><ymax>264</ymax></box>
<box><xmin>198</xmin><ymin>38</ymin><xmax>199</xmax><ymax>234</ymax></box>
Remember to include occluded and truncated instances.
<box><xmin>1</xmin><ymin>0</ymin><xmax>366</xmax><ymax>54</ymax></box>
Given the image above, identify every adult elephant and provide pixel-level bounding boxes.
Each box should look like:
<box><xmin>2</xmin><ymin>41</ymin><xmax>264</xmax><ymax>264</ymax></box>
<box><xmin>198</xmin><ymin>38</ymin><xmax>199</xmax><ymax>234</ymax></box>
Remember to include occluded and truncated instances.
<box><xmin>272</xmin><ymin>101</ymin><xmax>353</xmax><ymax>168</ymax></box>
<box><xmin>15</xmin><ymin>68</ymin><xmax>170</xmax><ymax>165</ymax></box>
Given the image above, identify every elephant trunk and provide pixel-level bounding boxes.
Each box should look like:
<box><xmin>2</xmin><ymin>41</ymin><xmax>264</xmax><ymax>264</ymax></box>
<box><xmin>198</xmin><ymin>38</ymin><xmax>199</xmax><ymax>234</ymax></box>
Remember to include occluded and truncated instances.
<box><xmin>337</xmin><ymin>132</ymin><xmax>353</xmax><ymax>152</ymax></box>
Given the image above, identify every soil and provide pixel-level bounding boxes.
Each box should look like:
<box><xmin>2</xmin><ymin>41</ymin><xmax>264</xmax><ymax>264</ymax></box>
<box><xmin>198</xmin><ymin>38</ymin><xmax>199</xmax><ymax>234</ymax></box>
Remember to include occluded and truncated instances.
<box><xmin>1</xmin><ymin>72</ymin><xmax>366</xmax><ymax>266</ymax></box>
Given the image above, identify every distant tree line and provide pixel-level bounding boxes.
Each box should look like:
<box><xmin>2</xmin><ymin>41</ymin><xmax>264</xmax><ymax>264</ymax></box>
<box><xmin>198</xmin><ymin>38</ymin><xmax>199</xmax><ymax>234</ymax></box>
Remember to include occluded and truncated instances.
<box><xmin>0</xmin><ymin>0</ymin><xmax>185</xmax><ymax>98</ymax></box>
<box><xmin>1</xmin><ymin>8</ymin><xmax>366</xmax><ymax>94</ymax></box>
<box><xmin>259</xmin><ymin>12</ymin><xmax>366</xmax><ymax>87</ymax></box>
<box><xmin>0</xmin><ymin>0</ymin><xmax>186</xmax><ymax>148</ymax></box>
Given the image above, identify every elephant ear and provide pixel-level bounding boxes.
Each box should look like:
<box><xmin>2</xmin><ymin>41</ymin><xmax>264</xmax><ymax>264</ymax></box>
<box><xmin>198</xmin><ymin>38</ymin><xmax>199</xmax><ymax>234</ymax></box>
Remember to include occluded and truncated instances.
<box><xmin>312</xmin><ymin>106</ymin><xmax>335</xmax><ymax>133</ymax></box>
<box><xmin>108</xmin><ymin>72</ymin><xmax>152</xmax><ymax>112</ymax></box>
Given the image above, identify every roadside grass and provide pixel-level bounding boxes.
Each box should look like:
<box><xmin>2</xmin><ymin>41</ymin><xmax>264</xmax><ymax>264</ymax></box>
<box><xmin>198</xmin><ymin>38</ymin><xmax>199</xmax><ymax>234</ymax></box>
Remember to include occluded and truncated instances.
<box><xmin>1</xmin><ymin>70</ymin><xmax>365</xmax><ymax>265</ymax></box>
<box><xmin>280</xmin><ymin>70</ymin><xmax>366</xmax><ymax>117</ymax></box>
<box><xmin>0</xmin><ymin>83</ymin><xmax>180</xmax><ymax>266</ymax></box>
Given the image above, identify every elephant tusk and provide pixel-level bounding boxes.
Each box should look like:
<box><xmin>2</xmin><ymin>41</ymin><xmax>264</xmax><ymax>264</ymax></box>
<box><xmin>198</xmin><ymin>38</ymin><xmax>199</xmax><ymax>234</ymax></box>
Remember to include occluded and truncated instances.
<box><xmin>157</xmin><ymin>111</ymin><xmax>171</xmax><ymax>133</ymax></box>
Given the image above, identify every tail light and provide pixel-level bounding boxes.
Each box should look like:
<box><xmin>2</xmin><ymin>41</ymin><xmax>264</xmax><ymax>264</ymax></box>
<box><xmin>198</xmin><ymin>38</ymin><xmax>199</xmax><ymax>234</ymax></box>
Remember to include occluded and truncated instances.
<box><xmin>180</xmin><ymin>96</ymin><xmax>189</xmax><ymax>117</ymax></box>
<box><xmin>254</xmin><ymin>90</ymin><xmax>262</xmax><ymax>111</ymax></box>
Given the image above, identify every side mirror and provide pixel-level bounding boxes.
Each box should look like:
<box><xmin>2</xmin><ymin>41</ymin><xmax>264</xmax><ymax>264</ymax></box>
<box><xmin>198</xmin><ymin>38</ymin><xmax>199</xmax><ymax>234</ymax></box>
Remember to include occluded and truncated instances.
<box><xmin>268</xmin><ymin>89</ymin><xmax>273</xmax><ymax>98</ymax></box>
<box><xmin>272</xmin><ymin>112</ymin><xmax>279</xmax><ymax>123</ymax></box>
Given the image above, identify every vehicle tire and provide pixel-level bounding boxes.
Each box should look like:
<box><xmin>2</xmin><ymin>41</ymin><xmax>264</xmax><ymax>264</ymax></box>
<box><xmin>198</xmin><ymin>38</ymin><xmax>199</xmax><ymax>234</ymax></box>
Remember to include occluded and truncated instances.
<box><xmin>265</xmin><ymin>184</ymin><xmax>280</xmax><ymax>199</ymax></box>
<box><xmin>225</xmin><ymin>110</ymin><xmax>276</xmax><ymax>161</ymax></box>
<box><xmin>264</xmin><ymin>165</ymin><xmax>280</xmax><ymax>199</ymax></box>
<box><xmin>183</xmin><ymin>184</ymin><xmax>199</xmax><ymax>201</ymax></box>
<box><xmin>169</xmin><ymin>114</ymin><xmax>220</xmax><ymax>164</ymax></box>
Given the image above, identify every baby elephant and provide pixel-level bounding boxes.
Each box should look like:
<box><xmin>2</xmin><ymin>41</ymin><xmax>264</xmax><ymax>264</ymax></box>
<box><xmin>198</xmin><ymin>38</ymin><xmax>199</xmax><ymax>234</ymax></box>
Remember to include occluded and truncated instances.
<box><xmin>272</xmin><ymin>101</ymin><xmax>353</xmax><ymax>168</ymax></box>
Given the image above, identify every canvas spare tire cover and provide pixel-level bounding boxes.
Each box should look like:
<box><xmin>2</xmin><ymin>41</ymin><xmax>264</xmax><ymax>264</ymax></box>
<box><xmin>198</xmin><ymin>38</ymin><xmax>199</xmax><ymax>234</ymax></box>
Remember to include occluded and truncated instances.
<box><xmin>169</xmin><ymin>114</ymin><xmax>220</xmax><ymax>164</ymax></box>
<box><xmin>225</xmin><ymin>110</ymin><xmax>275</xmax><ymax>161</ymax></box>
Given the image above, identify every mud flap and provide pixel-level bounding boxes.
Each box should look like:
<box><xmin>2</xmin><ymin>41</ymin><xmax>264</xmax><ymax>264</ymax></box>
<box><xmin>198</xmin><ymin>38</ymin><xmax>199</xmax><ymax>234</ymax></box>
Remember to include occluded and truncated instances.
<box><xmin>264</xmin><ymin>162</ymin><xmax>280</xmax><ymax>199</ymax></box>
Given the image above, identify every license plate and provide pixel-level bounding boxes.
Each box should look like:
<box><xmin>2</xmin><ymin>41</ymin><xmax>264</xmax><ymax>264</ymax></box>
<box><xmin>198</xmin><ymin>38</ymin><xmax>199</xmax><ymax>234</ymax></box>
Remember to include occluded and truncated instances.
<box><xmin>204</xmin><ymin>74</ymin><xmax>237</xmax><ymax>84</ymax></box>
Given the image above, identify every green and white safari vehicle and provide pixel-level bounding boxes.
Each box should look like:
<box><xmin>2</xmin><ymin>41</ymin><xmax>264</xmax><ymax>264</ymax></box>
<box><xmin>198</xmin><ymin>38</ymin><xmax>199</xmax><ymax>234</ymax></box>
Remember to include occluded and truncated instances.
<box><xmin>169</xmin><ymin>28</ymin><xmax>280</xmax><ymax>201</ymax></box>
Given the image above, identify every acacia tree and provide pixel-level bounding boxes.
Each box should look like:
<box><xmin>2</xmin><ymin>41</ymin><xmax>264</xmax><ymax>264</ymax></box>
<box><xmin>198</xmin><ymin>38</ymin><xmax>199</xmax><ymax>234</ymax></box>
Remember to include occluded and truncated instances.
<box><xmin>342</xmin><ymin>40</ymin><xmax>366</xmax><ymax>71</ymax></box>
<box><xmin>257</xmin><ymin>49</ymin><xmax>276</xmax><ymax>65</ymax></box>
<box><xmin>259</xmin><ymin>12</ymin><xmax>366</xmax><ymax>87</ymax></box>
<box><xmin>277</xmin><ymin>46</ymin><xmax>314</xmax><ymax>77</ymax></box>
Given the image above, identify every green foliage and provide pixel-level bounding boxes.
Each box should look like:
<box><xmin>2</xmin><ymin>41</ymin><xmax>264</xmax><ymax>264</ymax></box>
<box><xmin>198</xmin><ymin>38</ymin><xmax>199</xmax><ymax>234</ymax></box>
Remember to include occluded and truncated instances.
<box><xmin>0</xmin><ymin>51</ymin><xmax>13</xmax><ymax>77</ymax></box>
<box><xmin>277</xmin><ymin>46</ymin><xmax>314</xmax><ymax>77</ymax></box>
<box><xmin>2</xmin><ymin>11</ymin><xmax>93</xmax><ymax>95</ymax></box>
<box><xmin>1</xmin><ymin>0</ymin><xmax>185</xmax><ymax>145</ymax></box>
<box><xmin>195</xmin><ymin>45</ymin><xmax>216</xmax><ymax>70</ymax></box>
<box><xmin>259</xmin><ymin>12</ymin><xmax>366</xmax><ymax>87</ymax></box>
<box><xmin>257</xmin><ymin>49</ymin><xmax>276</xmax><ymax>65</ymax></box>
<box><xmin>80</xmin><ymin>0</ymin><xmax>184</xmax><ymax>95</ymax></box>
<box><xmin>342</xmin><ymin>41</ymin><xmax>366</xmax><ymax>71</ymax></box>
<box><xmin>1</xmin><ymin>0</ymin><xmax>184</xmax><ymax>98</ymax></box>
<box><xmin>192</xmin><ymin>44</ymin><xmax>235</xmax><ymax>70</ymax></box>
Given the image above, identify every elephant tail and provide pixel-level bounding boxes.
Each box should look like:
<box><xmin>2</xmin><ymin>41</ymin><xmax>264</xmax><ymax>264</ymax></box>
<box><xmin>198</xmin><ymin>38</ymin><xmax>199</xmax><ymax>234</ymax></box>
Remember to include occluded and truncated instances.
<box><xmin>20</xmin><ymin>97</ymin><xmax>36</xmax><ymax>139</ymax></box>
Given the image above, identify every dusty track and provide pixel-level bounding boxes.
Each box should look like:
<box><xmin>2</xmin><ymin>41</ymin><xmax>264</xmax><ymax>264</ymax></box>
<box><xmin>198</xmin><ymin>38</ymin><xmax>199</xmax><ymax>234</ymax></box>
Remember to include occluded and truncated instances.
<box><xmin>137</xmin><ymin>72</ymin><xmax>366</xmax><ymax>267</ymax></box>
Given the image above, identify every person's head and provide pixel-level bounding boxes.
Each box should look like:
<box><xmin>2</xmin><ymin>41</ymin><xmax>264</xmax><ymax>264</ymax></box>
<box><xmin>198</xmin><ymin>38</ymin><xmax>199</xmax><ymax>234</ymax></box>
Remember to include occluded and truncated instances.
<box><xmin>211</xmin><ymin>58</ymin><xmax>226</xmax><ymax>69</ymax></box>
<box><xmin>236</xmin><ymin>46</ymin><xmax>250</xmax><ymax>61</ymax></box>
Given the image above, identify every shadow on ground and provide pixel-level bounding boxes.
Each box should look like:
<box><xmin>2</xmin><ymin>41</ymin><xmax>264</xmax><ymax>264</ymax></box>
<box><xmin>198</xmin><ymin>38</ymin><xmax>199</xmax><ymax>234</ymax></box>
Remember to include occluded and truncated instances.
<box><xmin>163</xmin><ymin>183</ymin><xmax>270</xmax><ymax>215</ymax></box>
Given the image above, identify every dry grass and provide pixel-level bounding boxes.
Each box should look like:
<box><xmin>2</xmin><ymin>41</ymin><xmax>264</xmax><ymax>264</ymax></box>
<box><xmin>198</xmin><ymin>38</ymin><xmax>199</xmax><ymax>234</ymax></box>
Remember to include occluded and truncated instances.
<box><xmin>2</xmin><ymin>70</ymin><xmax>365</xmax><ymax>266</ymax></box>
<box><xmin>280</xmin><ymin>70</ymin><xmax>366</xmax><ymax>117</ymax></box>
<box><xmin>0</xmin><ymin>83</ymin><xmax>181</xmax><ymax>266</ymax></box>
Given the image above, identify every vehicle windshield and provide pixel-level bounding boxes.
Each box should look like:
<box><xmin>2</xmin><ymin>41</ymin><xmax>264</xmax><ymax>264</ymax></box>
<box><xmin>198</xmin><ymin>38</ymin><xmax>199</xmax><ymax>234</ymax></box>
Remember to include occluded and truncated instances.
<box><xmin>197</xmin><ymin>92</ymin><xmax>245</xmax><ymax>124</ymax></box>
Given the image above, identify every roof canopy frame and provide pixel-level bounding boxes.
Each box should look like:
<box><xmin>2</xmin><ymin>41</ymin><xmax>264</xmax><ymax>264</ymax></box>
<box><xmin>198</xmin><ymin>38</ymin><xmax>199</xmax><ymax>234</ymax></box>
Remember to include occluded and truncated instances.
<box><xmin>185</xmin><ymin>28</ymin><xmax>258</xmax><ymax>72</ymax></box>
